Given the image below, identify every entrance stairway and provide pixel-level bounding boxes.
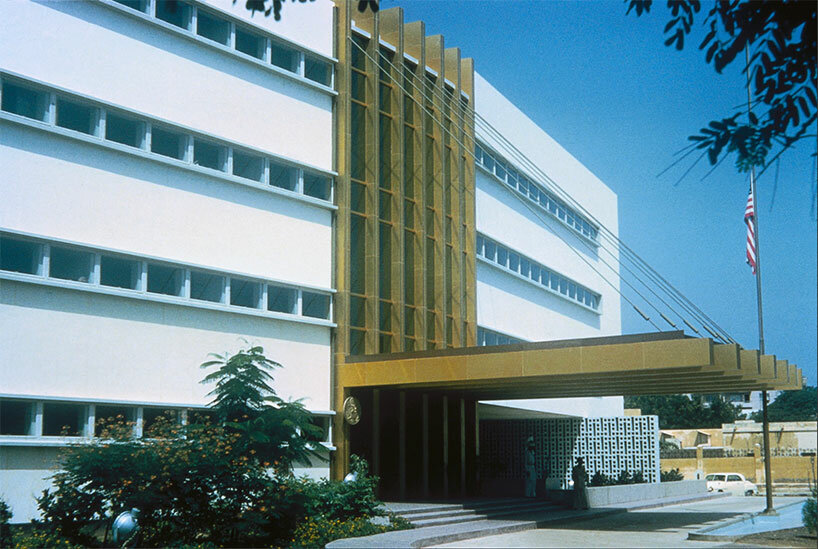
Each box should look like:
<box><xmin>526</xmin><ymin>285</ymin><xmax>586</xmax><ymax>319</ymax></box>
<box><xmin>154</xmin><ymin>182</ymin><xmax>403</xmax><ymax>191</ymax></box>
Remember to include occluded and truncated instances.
<box><xmin>386</xmin><ymin>498</ymin><xmax>565</xmax><ymax>528</ymax></box>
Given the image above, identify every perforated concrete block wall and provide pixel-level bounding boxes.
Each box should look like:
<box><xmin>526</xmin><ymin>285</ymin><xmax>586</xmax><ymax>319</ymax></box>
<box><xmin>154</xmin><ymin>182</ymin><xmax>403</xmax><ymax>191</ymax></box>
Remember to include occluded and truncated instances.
<box><xmin>480</xmin><ymin>416</ymin><xmax>660</xmax><ymax>489</ymax></box>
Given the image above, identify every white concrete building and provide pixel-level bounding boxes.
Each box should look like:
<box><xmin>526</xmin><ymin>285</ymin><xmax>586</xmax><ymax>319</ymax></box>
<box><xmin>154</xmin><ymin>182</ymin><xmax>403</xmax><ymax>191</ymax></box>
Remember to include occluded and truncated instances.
<box><xmin>1</xmin><ymin>0</ymin><xmax>626</xmax><ymax>519</ymax></box>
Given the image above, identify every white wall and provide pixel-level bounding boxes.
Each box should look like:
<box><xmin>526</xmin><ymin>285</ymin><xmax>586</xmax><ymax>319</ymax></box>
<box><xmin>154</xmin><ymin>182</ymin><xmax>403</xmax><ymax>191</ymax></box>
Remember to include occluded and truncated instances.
<box><xmin>0</xmin><ymin>281</ymin><xmax>331</xmax><ymax>408</ymax></box>
<box><xmin>0</xmin><ymin>0</ymin><xmax>333</xmax><ymax>168</ymax></box>
<box><xmin>203</xmin><ymin>0</ymin><xmax>334</xmax><ymax>58</ymax></box>
<box><xmin>0</xmin><ymin>124</ymin><xmax>332</xmax><ymax>288</ymax></box>
<box><xmin>473</xmin><ymin>72</ymin><xmax>623</xmax><ymax>418</ymax></box>
<box><xmin>0</xmin><ymin>447</ymin><xmax>62</xmax><ymax>524</ymax></box>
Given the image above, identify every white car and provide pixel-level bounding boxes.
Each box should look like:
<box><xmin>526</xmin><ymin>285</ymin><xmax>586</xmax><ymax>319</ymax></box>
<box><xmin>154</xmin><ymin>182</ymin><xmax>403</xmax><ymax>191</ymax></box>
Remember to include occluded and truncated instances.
<box><xmin>705</xmin><ymin>473</ymin><xmax>758</xmax><ymax>496</ymax></box>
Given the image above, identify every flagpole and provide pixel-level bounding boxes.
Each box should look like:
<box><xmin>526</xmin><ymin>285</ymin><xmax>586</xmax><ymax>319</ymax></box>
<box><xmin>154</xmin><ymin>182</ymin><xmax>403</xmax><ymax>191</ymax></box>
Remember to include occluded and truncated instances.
<box><xmin>745</xmin><ymin>46</ymin><xmax>774</xmax><ymax>515</ymax></box>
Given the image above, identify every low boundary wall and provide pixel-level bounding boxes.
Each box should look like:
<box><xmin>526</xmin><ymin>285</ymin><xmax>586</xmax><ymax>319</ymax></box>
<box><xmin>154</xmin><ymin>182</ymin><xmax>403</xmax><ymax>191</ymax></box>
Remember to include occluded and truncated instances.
<box><xmin>548</xmin><ymin>480</ymin><xmax>707</xmax><ymax>508</ymax></box>
<box><xmin>662</xmin><ymin>446</ymin><xmax>817</xmax><ymax>484</ymax></box>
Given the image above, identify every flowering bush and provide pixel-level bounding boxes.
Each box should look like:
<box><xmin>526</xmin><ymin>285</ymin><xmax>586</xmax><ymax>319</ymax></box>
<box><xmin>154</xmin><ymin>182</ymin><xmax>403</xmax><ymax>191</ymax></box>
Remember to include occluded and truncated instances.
<box><xmin>38</xmin><ymin>416</ymin><xmax>278</xmax><ymax>546</ymax></box>
<box><xmin>289</xmin><ymin>514</ymin><xmax>411</xmax><ymax>548</ymax></box>
<box><xmin>33</xmin><ymin>346</ymin><xmax>392</xmax><ymax>547</ymax></box>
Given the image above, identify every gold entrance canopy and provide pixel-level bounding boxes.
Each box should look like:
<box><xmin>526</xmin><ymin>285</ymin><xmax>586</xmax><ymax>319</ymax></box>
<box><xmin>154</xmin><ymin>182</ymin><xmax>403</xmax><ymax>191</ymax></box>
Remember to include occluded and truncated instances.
<box><xmin>338</xmin><ymin>331</ymin><xmax>802</xmax><ymax>399</ymax></box>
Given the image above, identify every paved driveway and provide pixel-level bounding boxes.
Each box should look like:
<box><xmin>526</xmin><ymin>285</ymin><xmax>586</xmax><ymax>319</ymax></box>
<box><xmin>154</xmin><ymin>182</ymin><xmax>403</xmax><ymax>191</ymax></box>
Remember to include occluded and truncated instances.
<box><xmin>433</xmin><ymin>496</ymin><xmax>805</xmax><ymax>548</ymax></box>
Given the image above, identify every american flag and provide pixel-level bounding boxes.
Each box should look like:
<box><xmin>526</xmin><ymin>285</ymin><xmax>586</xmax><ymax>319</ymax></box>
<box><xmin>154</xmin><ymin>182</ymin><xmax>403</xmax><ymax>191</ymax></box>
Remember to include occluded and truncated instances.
<box><xmin>745</xmin><ymin>187</ymin><xmax>756</xmax><ymax>274</ymax></box>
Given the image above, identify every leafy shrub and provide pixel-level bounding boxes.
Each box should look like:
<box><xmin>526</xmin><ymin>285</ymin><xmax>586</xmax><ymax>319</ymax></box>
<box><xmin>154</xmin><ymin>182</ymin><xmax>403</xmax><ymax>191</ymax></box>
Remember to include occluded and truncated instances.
<box><xmin>38</xmin><ymin>416</ymin><xmax>277</xmax><ymax>547</ymax></box>
<box><xmin>9</xmin><ymin>525</ymin><xmax>83</xmax><ymax>549</ymax></box>
<box><xmin>589</xmin><ymin>471</ymin><xmax>613</xmax><ymax>487</ymax></box>
<box><xmin>34</xmin><ymin>346</ymin><xmax>390</xmax><ymax>547</ymax></box>
<box><xmin>0</xmin><ymin>498</ymin><xmax>12</xmax><ymax>548</ymax></box>
<box><xmin>289</xmin><ymin>514</ymin><xmax>411</xmax><ymax>548</ymax></box>
<box><xmin>661</xmin><ymin>468</ymin><xmax>685</xmax><ymax>482</ymax></box>
<box><xmin>588</xmin><ymin>470</ymin><xmax>648</xmax><ymax>487</ymax></box>
<box><xmin>804</xmin><ymin>485</ymin><xmax>817</xmax><ymax>535</ymax></box>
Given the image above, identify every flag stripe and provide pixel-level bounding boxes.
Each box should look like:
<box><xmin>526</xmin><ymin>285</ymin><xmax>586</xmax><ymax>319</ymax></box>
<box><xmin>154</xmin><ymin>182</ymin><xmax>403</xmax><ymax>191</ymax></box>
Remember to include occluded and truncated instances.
<box><xmin>745</xmin><ymin>188</ymin><xmax>756</xmax><ymax>275</ymax></box>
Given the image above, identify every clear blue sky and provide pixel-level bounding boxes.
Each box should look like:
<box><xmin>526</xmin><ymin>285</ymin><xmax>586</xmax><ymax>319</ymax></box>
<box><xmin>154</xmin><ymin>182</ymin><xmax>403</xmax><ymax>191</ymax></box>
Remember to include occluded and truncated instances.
<box><xmin>392</xmin><ymin>0</ymin><xmax>817</xmax><ymax>386</ymax></box>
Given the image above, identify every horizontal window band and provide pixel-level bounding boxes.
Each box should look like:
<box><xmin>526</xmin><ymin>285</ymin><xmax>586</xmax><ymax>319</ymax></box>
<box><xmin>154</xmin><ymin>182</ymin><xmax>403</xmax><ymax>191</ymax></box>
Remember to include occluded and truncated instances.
<box><xmin>475</xmin><ymin>141</ymin><xmax>599</xmax><ymax>245</ymax></box>
<box><xmin>477</xmin><ymin>326</ymin><xmax>526</xmax><ymax>346</ymax></box>
<box><xmin>476</xmin><ymin>233</ymin><xmax>601</xmax><ymax>314</ymax></box>
<box><xmin>0</xmin><ymin>393</ymin><xmax>335</xmax><ymax>416</ymax></box>
<box><xmin>98</xmin><ymin>0</ymin><xmax>337</xmax><ymax>93</ymax></box>
<box><xmin>0</xmin><ymin>70</ymin><xmax>336</xmax><ymax>176</ymax></box>
<box><xmin>0</xmin><ymin>72</ymin><xmax>337</xmax><ymax>210</ymax></box>
<box><xmin>0</xmin><ymin>230</ymin><xmax>336</xmax><ymax>327</ymax></box>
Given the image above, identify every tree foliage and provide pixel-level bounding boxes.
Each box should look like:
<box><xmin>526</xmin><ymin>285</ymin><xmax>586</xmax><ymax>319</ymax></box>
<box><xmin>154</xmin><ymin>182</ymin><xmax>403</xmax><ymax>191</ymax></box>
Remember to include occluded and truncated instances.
<box><xmin>201</xmin><ymin>344</ymin><xmax>325</xmax><ymax>469</ymax></box>
<box><xmin>627</xmin><ymin>0</ymin><xmax>817</xmax><ymax>173</ymax></box>
<box><xmin>750</xmin><ymin>385</ymin><xmax>817</xmax><ymax>422</ymax></box>
<box><xmin>624</xmin><ymin>393</ymin><xmax>744</xmax><ymax>428</ymax></box>
<box><xmin>240</xmin><ymin>0</ymin><xmax>378</xmax><ymax>21</ymax></box>
<box><xmin>33</xmin><ymin>345</ymin><xmax>399</xmax><ymax>547</ymax></box>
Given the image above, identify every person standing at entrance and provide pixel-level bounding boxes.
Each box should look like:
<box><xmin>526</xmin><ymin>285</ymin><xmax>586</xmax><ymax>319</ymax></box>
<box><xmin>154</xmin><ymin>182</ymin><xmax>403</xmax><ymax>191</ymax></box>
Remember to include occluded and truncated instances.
<box><xmin>572</xmin><ymin>457</ymin><xmax>589</xmax><ymax>509</ymax></box>
<box><xmin>524</xmin><ymin>436</ymin><xmax>537</xmax><ymax>497</ymax></box>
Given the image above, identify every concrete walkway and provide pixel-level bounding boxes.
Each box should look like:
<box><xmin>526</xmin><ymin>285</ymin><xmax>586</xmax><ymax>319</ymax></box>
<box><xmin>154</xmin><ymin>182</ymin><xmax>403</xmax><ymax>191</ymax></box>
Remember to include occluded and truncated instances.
<box><xmin>432</xmin><ymin>496</ymin><xmax>805</xmax><ymax>548</ymax></box>
<box><xmin>326</xmin><ymin>492</ymin><xmax>731</xmax><ymax>548</ymax></box>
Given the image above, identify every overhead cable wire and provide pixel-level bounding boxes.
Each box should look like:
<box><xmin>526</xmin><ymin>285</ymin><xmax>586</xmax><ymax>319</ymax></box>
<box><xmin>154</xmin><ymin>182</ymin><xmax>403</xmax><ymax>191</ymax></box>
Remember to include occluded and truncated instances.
<box><xmin>370</xmin><ymin>44</ymin><xmax>737</xmax><ymax>344</ymax></box>
<box><xmin>369</xmin><ymin>43</ymin><xmax>735</xmax><ymax>343</ymax></box>
<box><xmin>471</xmin><ymin>115</ymin><xmax>736</xmax><ymax>343</ymax></box>
<box><xmin>350</xmin><ymin>37</ymin><xmax>693</xmax><ymax>335</ymax></box>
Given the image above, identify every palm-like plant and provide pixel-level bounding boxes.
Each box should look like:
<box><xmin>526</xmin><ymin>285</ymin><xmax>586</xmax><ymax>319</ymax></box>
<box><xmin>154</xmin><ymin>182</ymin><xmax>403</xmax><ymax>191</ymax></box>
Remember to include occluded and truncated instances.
<box><xmin>200</xmin><ymin>343</ymin><xmax>324</xmax><ymax>469</ymax></box>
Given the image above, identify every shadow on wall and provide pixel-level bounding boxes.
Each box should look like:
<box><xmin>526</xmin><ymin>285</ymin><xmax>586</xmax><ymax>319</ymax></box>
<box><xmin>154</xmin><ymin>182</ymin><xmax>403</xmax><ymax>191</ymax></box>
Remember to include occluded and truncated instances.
<box><xmin>0</xmin><ymin>279</ymin><xmax>328</xmax><ymax>343</ymax></box>
<box><xmin>477</xmin><ymin>265</ymin><xmax>601</xmax><ymax>331</ymax></box>
<box><xmin>479</xmin><ymin>418</ymin><xmax>581</xmax><ymax>497</ymax></box>
<box><xmin>477</xmin><ymin>172</ymin><xmax>600</xmax><ymax>262</ymax></box>
<box><xmin>34</xmin><ymin>0</ymin><xmax>332</xmax><ymax>109</ymax></box>
<box><xmin>0</xmin><ymin>123</ymin><xmax>330</xmax><ymax>226</ymax></box>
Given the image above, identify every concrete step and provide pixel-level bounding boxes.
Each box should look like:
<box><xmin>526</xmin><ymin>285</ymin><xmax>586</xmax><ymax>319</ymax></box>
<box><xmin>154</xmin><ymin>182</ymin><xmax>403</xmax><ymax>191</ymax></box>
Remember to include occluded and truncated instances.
<box><xmin>403</xmin><ymin>499</ymin><xmax>562</xmax><ymax>528</ymax></box>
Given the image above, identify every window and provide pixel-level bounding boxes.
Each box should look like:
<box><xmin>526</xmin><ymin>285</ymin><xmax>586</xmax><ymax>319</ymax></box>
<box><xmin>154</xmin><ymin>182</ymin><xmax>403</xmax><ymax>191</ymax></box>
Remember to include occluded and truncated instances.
<box><xmin>305</xmin><ymin>56</ymin><xmax>332</xmax><ymax>86</ymax></box>
<box><xmin>267</xmin><ymin>285</ymin><xmax>297</xmax><ymax>314</ymax></box>
<box><xmin>269</xmin><ymin>160</ymin><xmax>298</xmax><ymax>191</ymax></box>
<box><xmin>349</xmin><ymin>295</ymin><xmax>365</xmax><ymax>327</ymax></box>
<box><xmin>155</xmin><ymin>0</ymin><xmax>191</xmax><ymax>30</ymax></box>
<box><xmin>232</xmin><ymin>150</ymin><xmax>264</xmax><ymax>181</ymax></box>
<box><xmin>508</xmin><ymin>252</ymin><xmax>519</xmax><ymax>272</ymax></box>
<box><xmin>190</xmin><ymin>270</ymin><xmax>223</xmax><ymax>303</ymax></box>
<box><xmin>483</xmin><ymin>240</ymin><xmax>496</xmax><ymax>261</ymax></box>
<box><xmin>106</xmin><ymin>113</ymin><xmax>144</xmax><ymax>148</ymax></box>
<box><xmin>151</xmin><ymin>126</ymin><xmax>186</xmax><ymax>160</ymax></box>
<box><xmin>496</xmin><ymin>247</ymin><xmax>508</xmax><ymax>267</ymax></box>
<box><xmin>530</xmin><ymin>265</ymin><xmax>540</xmax><ymax>283</ymax></box>
<box><xmin>193</xmin><ymin>138</ymin><xmax>226</xmax><ymax>171</ymax></box>
<box><xmin>100</xmin><ymin>255</ymin><xmax>140</xmax><ymax>290</ymax></box>
<box><xmin>1</xmin><ymin>81</ymin><xmax>48</xmax><ymax>121</ymax></box>
<box><xmin>475</xmin><ymin>142</ymin><xmax>599</xmax><ymax>242</ymax></box>
<box><xmin>56</xmin><ymin>98</ymin><xmax>97</xmax><ymax>135</ymax></box>
<box><xmin>142</xmin><ymin>408</ymin><xmax>180</xmax><ymax>436</ymax></box>
<box><xmin>476</xmin><ymin>233</ymin><xmax>600</xmax><ymax>310</ymax></box>
<box><xmin>0</xmin><ymin>236</ymin><xmax>41</xmax><ymax>275</ymax></box>
<box><xmin>477</xmin><ymin>327</ymin><xmax>524</xmax><ymax>347</ymax></box>
<box><xmin>230</xmin><ymin>278</ymin><xmax>260</xmax><ymax>308</ymax></box>
<box><xmin>113</xmin><ymin>0</ymin><xmax>148</xmax><ymax>11</ymax></box>
<box><xmin>302</xmin><ymin>291</ymin><xmax>330</xmax><ymax>319</ymax></box>
<box><xmin>303</xmin><ymin>172</ymin><xmax>331</xmax><ymax>200</ymax></box>
<box><xmin>49</xmin><ymin>246</ymin><xmax>93</xmax><ymax>282</ymax></box>
<box><xmin>43</xmin><ymin>402</ymin><xmax>84</xmax><ymax>436</ymax></box>
<box><xmin>271</xmin><ymin>42</ymin><xmax>299</xmax><ymax>72</ymax></box>
<box><xmin>727</xmin><ymin>475</ymin><xmax>742</xmax><ymax>482</ymax></box>
<box><xmin>94</xmin><ymin>405</ymin><xmax>133</xmax><ymax>436</ymax></box>
<box><xmin>235</xmin><ymin>27</ymin><xmax>265</xmax><ymax>59</ymax></box>
<box><xmin>0</xmin><ymin>400</ymin><xmax>32</xmax><ymax>435</ymax></box>
<box><xmin>196</xmin><ymin>10</ymin><xmax>230</xmax><ymax>45</ymax></box>
<box><xmin>147</xmin><ymin>263</ymin><xmax>183</xmax><ymax>296</ymax></box>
